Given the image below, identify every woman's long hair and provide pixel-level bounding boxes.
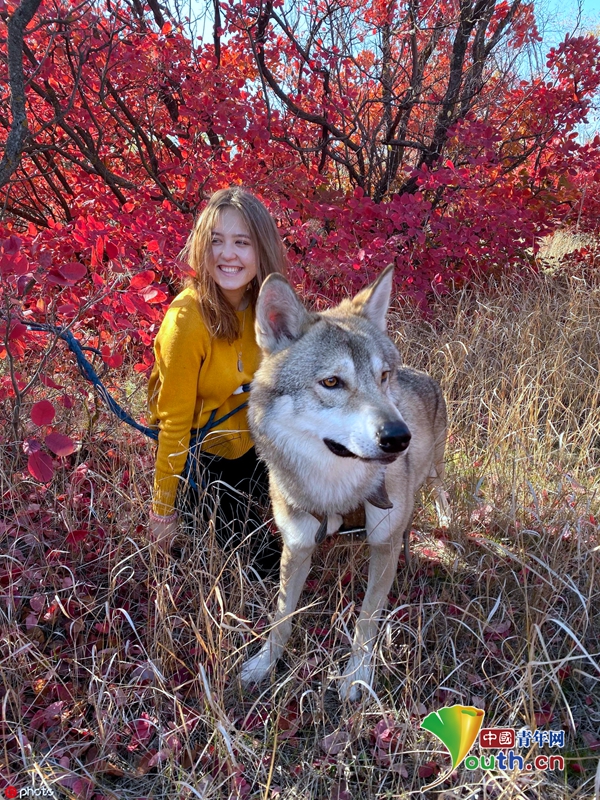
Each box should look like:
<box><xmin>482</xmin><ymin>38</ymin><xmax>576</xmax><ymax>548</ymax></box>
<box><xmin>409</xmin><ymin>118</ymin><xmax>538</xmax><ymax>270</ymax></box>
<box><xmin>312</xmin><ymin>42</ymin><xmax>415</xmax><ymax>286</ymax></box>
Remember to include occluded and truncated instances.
<box><xmin>180</xmin><ymin>187</ymin><xmax>287</xmax><ymax>342</ymax></box>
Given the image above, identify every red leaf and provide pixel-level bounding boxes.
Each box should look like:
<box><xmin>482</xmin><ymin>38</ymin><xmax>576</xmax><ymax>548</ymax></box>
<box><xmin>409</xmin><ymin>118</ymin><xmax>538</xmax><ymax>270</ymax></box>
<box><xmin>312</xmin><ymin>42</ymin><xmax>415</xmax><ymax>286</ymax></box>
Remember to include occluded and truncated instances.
<box><xmin>59</xmin><ymin>393</ymin><xmax>75</xmax><ymax>409</ymax></box>
<box><xmin>45</xmin><ymin>432</ymin><xmax>75</xmax><ymax>457</ymax></box>
<box><xmin>581</xmin><ymin>731</ymin><xmax>600</xmax><ymax>751</ymax></box>
<box><xmin>30</xmin><ymin>593</ymin><xmax>45</xmax><ymax>612</ymax></box>
<box><xmin>28</xmin><ymin>451</ymin><xmax>54</xmax><ymax>483</ymax></box>
<box><xmin>320</xmin><ymin>731</ymin><xmax>350</xmax><ymax>754</ymax></box>
<box><xmin>101</xmin><ymin>346</ymin><xmax>123</xmax><ymax>368</ymax></box>
<box><xmin>57</xmin><ymin>303</ymin><xmax>78</xmax><ymax>316</ymax></box>
<box><xmin>147</xmin><ymin>748</ymin><xmax>172</xmax><ymax>767</ymax></box>
<box><xmin>31</xmin><ymin>399</ymin><xmax>55</xmax><ymax>425</ymax></box>
<box><xmin>47</xmin><ymin>262</ymin><xmax>87</xmax><ymax>285</ymax></box>
<box><xmin>373</xmin><ymin>718</ymin><xmax>398</xmax><ymax>749</ymax></box>
<box><xmin>17</xmin><ymin>273</ymin><xmax>36</xmax><ymax>296</ymax></box>
<box><xmin>139</xmin><ymin>286</ymin><xmax>167</xmax><ymax>303</ymax></box>
<box><xmin>239</xmin><ymin>710</ymin><xmax>269</xmax><ymax>731</ymax></box>
<box><xmin>61</xmin><ymin>262</ymin><xmax>87</xmax><ymax>282</ymax></box>
<box><xmin>25</xmin><ymin>613</ymin><xmax>39</xmax><ymax>630</ymax></box>
<box><xmin>127</xmin><ymin>713</ymin><xmax>156</xmax><ymax>748</ymax></box>
<box><xmin>105</xmin><ymin>240</ymin><xmax>119</xmax><ymax>259</ymax></box>
<box><xmin>330</xmin><ymin>780</ymin><xmax>352</xmax><ymax>800</ymax></box>
<box><xmin>418</xmin><ymin>762</ymin><xmax>438</xmax><ymax>778</ymax></box>
<box><xmin>46</xmin><ymin>269</ymin><xmax>71</xmax><ymax>286</ymax></box>
<box><xmin>130</xmin><ymin>269</ymin><xmax>156</xmax><ymax>289</ymax></box>
<box><xmin>95</xmin><ymin>621</ymin><xmax>110</xmax><ymax>634</ymax></box>
<box><xmin>8</xmin><ymin>321</ymin><xmax>26</xmax><ymax>340</ymax></box>
<box><xmin>58</xmin><ymin>775</ymin><xmax>94</xmax><ymax>799</ymax></box>
<box><xmin>65</xmin><ymin>528</ymin><xmax>89</xmax><ymax>546</ymax></box>
<box><xmin>40</xmin><ymin>374</ymin><xmax>63</xmax><ymax>389</ymax></box>
<box><xmin>0</xmin><ymin>252</ymin><xmax>29</xmax><ymax>277</ymax></box>
<box><xmin>3</xmin><ymin>234</ymin><xmax>21</xmax><ymax>255</ymax></box>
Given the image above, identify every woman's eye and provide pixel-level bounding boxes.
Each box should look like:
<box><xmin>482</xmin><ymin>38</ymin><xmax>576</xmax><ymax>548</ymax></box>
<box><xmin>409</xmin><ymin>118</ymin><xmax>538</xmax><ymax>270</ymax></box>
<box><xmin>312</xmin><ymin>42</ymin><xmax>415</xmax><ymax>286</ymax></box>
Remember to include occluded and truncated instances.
<box><xmin>320</xmin><ymin>376</ymin><xmax>341</xmax><ymax>389</ymax></box>
<box><xmin>381</xmin><ymin>370</ymin><xmax>390</xmax><ymax>383</ymax></box>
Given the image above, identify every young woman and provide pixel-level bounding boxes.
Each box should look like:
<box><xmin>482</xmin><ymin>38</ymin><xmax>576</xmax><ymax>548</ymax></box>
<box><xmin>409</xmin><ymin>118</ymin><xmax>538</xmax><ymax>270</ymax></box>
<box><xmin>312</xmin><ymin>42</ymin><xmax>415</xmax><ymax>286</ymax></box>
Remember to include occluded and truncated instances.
<box><xmin>147</xmin><ymin>187</ymin><xmax>287</xmax><ymax>573</ymax></box>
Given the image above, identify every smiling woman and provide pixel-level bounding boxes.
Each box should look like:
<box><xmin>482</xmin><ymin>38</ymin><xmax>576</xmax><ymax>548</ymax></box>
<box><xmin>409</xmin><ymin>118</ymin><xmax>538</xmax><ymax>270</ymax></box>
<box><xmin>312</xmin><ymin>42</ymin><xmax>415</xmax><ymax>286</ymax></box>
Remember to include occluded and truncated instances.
<box><xmin>209</xmin><ymin>207</ymin><xmax>258</xmax><ymax>309</ymax></box>
<box><xmin>146</xmin><ymin>187</ymin><xmax>287</xmax><ymax>574</ymax></box>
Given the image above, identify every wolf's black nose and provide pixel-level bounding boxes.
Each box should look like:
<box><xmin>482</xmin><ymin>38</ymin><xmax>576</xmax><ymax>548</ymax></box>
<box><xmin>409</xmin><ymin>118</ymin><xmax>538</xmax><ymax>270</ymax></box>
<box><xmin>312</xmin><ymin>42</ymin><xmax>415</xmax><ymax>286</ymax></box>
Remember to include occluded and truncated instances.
<box><xmin>378</xmin><ymin>421</ymin><xmax>411</xmax><ymax>453</ymax></box>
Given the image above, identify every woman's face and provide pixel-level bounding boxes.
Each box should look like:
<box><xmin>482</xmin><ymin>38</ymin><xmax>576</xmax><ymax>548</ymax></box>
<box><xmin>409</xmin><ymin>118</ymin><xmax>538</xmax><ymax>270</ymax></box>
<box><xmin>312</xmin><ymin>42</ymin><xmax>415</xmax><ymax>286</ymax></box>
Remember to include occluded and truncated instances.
<box><xmin>208</xmin><ymin>206</ymin><xmax>258</xmax><ymax>309</ymax></box>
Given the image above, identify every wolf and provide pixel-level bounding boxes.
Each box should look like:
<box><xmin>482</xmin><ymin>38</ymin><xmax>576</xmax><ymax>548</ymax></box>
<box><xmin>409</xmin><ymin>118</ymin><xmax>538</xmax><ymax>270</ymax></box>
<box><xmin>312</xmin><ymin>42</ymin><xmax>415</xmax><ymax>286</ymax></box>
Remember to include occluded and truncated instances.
<box><xmin>240</xmin><ymin>265</ymin><xmax>450</xmax><ymax>700</ymax></box>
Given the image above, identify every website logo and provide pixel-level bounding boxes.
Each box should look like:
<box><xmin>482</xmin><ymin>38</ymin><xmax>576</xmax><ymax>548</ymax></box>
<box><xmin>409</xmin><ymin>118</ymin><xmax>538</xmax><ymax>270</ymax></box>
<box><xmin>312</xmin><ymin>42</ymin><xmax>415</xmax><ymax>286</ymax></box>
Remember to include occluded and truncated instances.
<box><xmin>420</xmin><ymin>704</ymin><xmax>485</xmax><ymax>789</ymax></box>
<box><xmin>421</xmin><ymin>709</ymin><xmax>566</xmax><ymax>789</ymax></box>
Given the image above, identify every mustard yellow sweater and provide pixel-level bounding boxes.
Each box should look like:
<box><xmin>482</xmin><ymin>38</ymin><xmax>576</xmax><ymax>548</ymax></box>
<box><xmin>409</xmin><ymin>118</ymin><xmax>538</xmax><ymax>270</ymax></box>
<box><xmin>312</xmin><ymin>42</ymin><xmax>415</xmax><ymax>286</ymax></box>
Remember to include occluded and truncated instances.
<box><xmin>148</xmin><ymin>287</ymin><xmax>260</xmax><ymax>516</ymax></box>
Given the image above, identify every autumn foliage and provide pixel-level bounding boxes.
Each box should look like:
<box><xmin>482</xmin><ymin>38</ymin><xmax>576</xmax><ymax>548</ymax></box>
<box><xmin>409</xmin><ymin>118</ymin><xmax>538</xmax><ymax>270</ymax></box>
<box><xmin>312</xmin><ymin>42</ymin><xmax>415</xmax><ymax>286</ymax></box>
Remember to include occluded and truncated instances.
<box><xmin>1</xmin><ymin>0</ymin><xmax>600</xmax><ymax>475</ymax></box>
<box><xmin>1</xmin><ymin>4</ymin><xmax>600</xmax><ymax>795</ymax></box>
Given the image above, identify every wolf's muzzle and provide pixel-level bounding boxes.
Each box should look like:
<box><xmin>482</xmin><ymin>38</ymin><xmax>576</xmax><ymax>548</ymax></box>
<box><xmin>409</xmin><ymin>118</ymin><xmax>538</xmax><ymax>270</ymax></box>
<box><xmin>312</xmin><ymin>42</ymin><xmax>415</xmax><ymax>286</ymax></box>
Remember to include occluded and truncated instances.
<box><xmin>323</xmin><ymin>418</ymin><xmax>411</xmax><ymax>462</ymax></box>
<box><xmin>377</xmin><ymin>420</ymin><xmax>411</xmax><ymax>453</ymax></box>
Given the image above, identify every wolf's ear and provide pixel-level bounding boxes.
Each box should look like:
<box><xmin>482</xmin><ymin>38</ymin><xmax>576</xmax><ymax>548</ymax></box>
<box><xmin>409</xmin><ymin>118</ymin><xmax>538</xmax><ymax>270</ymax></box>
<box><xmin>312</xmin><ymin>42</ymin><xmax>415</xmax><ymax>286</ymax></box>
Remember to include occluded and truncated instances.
<box><xmin>255</xmin><ymin>274</ymin><xmax>310</xmax><ymax>353</ymax></box>
<box><xmin>351</xmin><ymin>264</ymin><xmax>394</xmax><ymax>332</ymax></box>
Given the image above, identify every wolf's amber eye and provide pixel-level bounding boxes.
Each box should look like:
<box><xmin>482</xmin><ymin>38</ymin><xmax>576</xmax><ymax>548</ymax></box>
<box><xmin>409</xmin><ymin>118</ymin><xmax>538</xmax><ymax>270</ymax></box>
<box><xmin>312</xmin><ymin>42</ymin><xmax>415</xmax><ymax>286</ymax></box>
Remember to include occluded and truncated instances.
<box><xmin>320</xmin><ymin>376</ymin><xmax>341</xmax><ymax>389</ymax></box>
<box><xmin>381</xmin><ymin>370</ymin><xmax>390</xmax><ymax>383</ymax></box>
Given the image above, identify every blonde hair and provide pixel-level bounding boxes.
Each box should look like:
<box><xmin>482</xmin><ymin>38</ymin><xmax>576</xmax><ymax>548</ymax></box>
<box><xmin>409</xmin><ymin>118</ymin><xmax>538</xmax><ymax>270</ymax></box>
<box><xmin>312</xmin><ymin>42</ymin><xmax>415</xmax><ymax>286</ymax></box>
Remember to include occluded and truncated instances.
<box><xmin>181</xmin><ymin>187</ymin><xmax>287</xmax><ymax>341</ymax></box>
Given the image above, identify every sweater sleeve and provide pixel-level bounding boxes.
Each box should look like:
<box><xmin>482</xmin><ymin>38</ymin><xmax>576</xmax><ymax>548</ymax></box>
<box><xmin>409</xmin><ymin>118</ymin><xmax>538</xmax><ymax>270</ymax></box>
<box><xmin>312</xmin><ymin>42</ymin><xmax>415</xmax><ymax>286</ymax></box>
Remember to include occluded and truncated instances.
<box><xmin>150</xmin><ymin>299</ymin><xmax>207</xmax><ymax>516</ymax></box>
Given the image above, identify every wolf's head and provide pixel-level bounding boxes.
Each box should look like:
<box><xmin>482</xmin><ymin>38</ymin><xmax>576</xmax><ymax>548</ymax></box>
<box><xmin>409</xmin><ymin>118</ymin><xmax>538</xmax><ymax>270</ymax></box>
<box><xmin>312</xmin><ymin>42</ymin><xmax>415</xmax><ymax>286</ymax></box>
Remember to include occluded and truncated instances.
<box><xmin>251</xmin><ymin>266</ymin><xmax>411</xmax><ymax>474</ymax></box>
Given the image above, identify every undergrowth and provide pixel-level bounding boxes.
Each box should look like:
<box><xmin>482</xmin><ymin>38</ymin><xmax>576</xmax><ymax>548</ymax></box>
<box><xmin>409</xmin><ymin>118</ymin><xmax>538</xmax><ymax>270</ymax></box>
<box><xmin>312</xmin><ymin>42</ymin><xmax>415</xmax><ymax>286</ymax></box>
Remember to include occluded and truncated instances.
<box><xmin>1</xmin><ymin>260</ymin><xmax>599</xmax><ymax>799</ymax></box>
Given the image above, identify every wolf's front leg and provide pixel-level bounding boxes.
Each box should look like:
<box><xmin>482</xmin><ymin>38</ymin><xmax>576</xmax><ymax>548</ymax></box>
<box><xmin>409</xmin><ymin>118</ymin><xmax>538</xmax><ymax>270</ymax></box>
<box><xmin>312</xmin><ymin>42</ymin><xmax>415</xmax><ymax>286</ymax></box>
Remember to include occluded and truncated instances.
<box><xmin>240</xmin><ymin>539</ymin><xmax>316</xmax><ymax>685</ymax></box>
<box><xmin>340</xmin><ymin>501</ymin><xmax>408</xmax><ymax>701</ymax></box>
<box><xmin>340</xmin><ymin>538</ymin><xmax>404</xmax><ymax>701</ymax></box>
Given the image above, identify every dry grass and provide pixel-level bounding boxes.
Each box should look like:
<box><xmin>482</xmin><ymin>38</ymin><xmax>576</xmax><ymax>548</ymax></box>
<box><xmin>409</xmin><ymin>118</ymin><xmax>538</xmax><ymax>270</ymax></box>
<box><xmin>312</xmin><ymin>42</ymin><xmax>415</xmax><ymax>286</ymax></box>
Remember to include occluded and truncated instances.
<box><xmin>537</xmin><ymin>230</ymin><xmax>596</xmax><ymax>271</ymax></box>
<box><xmin>1</xmin><ymin>261</ymin><xmax>599</xmax><ymax>799</ymax></box>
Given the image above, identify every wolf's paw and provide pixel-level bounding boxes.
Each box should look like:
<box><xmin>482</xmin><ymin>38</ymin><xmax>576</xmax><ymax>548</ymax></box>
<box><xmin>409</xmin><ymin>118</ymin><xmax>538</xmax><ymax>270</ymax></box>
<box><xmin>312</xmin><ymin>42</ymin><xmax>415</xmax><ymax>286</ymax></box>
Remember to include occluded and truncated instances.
<box><xmin>434</xmin><ymin>490</ymin><xmax>452</xmax><ymax>528</ymax></box>
<box><xmin>437</xmin><ymin>507</ymin><xmax>452</xmax><ymax>528</ymax></box>
<box><xmin>240</xmin><ymin>646</ymin><xmax>275</xmax><ymax>686</ymax></box>
<box><xmin>339</xmin><ymin>654</ymin><xmax>372</xmax><ymax>702</ymax></box>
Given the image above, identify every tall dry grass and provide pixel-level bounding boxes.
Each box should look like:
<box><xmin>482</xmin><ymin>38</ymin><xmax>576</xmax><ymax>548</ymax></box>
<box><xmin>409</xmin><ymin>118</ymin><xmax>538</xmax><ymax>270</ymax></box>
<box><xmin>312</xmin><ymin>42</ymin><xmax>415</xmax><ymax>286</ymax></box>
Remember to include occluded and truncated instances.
<box><xmin>1</xmin><ymin>260</ymin><xmax>599</xmax><ymax>799</ymax></box>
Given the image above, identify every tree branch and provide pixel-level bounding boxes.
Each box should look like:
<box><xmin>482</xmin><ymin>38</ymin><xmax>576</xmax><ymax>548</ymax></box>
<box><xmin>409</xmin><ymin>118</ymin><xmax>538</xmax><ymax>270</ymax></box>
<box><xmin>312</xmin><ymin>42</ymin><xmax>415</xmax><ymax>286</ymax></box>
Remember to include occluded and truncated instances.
<box><xmin>0</xmin><ymin>0</ymin><xmax>43</xmax><ymax>189</ymax></box>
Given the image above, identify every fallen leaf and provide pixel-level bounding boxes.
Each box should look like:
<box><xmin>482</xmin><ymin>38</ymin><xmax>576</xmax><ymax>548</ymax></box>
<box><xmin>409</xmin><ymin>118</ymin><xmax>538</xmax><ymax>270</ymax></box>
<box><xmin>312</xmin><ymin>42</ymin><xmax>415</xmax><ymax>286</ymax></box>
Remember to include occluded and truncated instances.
<box><xmin>581</xmin><ymin>731</ymin><xmax>600</xmax><ymax>751</ymax></box>
<box><xmin>320</xmin><ymin>731</ymin><xmax>350</xmax><ymax>755</ymax></box>
<box><xmin>29</xmin><ymin>594</ymin><xmax>45</xmax><ymax>613</ymax></box>
<box><xmin>330</xmin><ymin>779</ymin><xmax>352</xmax><ymax>800</ymax></box>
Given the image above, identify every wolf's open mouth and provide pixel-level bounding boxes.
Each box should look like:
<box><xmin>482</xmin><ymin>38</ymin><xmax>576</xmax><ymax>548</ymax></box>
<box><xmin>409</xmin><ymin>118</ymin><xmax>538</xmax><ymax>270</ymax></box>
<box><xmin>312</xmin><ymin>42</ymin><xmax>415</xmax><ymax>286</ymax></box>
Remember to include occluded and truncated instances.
<box><xmin>323</xmin><ymin>438</ymin><xmax>398</xmax><ymax>463</ymax></box>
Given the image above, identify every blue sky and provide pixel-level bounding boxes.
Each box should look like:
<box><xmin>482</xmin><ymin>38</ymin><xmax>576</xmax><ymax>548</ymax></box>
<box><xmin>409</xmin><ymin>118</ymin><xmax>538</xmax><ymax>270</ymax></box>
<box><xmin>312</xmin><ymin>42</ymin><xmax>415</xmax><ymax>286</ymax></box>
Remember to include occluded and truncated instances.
<box><xmin>539</xmin><ymin>0</ymin><xmax>600</xmax><ymax>45</ymax></box>
<box><xmin>539</xmin><ymin>0</ymin><xmax>600</xmax><ymax>135</ymax></box>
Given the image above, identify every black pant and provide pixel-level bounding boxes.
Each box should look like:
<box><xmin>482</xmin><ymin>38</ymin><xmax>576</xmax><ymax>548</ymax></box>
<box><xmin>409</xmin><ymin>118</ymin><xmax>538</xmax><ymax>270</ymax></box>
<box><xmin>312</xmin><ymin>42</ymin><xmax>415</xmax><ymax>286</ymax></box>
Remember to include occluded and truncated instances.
<box><xmin>179</xmin><ymin>447</ymin><xmax>281</xmax><ymax>577</ymax></box>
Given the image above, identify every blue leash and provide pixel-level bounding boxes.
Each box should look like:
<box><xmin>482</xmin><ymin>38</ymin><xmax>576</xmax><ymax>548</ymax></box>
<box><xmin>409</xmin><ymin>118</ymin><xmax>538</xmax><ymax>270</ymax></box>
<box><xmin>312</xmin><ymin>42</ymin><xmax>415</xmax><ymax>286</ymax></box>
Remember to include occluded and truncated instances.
<box><xmin>25</xmin><ymin>321</ymin><xmax>250</xmax><ymax>489</ymax></box>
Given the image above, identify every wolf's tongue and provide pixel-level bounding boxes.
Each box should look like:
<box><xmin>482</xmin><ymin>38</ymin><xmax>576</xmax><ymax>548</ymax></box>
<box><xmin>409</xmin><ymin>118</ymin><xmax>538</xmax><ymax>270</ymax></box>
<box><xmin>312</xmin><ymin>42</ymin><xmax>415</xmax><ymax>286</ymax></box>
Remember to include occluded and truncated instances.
<box><xmin>365</xmin><ymin>477</ymin><xmax>392</xmax><ymax>509</ymax></box>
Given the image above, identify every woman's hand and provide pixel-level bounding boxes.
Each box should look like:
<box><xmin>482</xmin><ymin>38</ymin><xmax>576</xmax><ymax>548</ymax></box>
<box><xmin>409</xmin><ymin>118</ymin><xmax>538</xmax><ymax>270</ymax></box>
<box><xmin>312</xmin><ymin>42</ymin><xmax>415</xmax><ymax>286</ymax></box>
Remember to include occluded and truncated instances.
<box><xmin>148</xmin><ymin>511</ymin><xmax>179</xmax><ymax>554</ymax></box>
